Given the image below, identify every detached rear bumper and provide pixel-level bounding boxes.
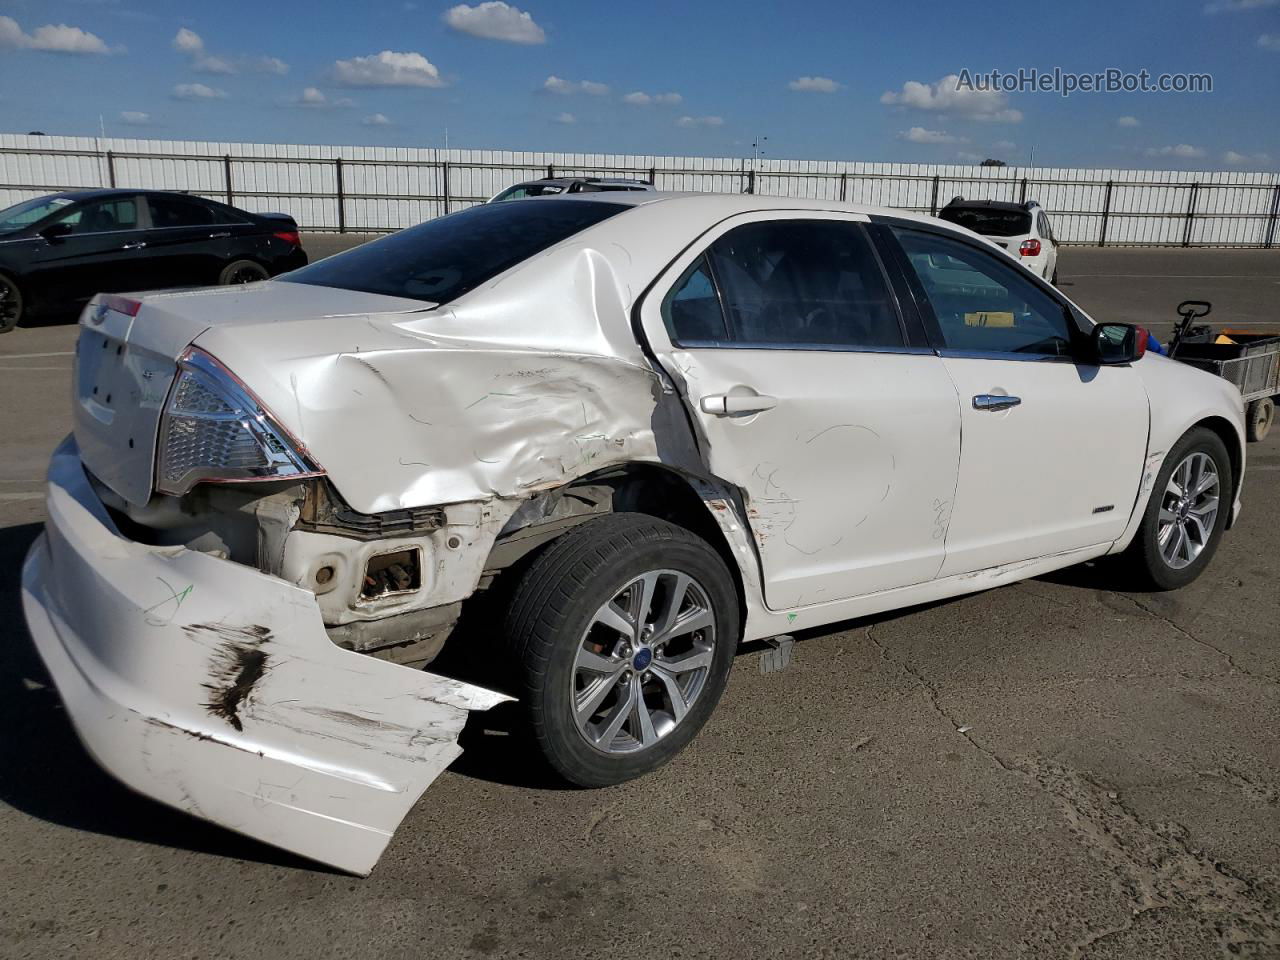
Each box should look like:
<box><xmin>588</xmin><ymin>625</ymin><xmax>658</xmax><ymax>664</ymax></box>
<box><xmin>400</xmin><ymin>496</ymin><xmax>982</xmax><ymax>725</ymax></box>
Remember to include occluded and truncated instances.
<box><xmin>21</xmin><ymin>436</ymin><xmax>507</xmax><ymax>875</ymax></box>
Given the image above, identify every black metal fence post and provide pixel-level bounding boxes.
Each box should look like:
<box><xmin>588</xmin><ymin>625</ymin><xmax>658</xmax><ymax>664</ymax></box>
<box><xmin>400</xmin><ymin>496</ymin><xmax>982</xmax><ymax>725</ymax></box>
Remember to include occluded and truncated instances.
<box><xmin>747</xmin><ymin>168</ymin><xmax>755</xmax><ymax>195</ymax></box>
<box><xmin>839</xmin><ymin>172</ymin><xmax>848</xmax><ymax>202</ymax></box>
<box><xmin>1263</xmin><ymin>183</ymin><xmax>1280</xmax><ymax>249</ymax></box>
<box><xmin>929</xmin><ymin>175</ymin><xmax>940</xmax><ymax>216</ymax></box>
<box><xmin>648</xmin><ymin>165</ymin><xmax>656</xmax><ymax>185</ymax></box>
<box><xmin>1099</xmin><ymin>180</ymin><xmax>1114</xmax><ymax>247</ymax></box>
<box><xmin>335</xmin><ymin>157</ymin><xmax>346</xmax><ymax>233</ymax></box>
<box><xmin>105</xmin><ymin>150</ymin><xmax>116</xmax><ymax>188</ymax></box>
<box><xmin>441</xmin><ymin>160</ymin><xmax>451</xmax><ymax>215</ymax></box>
<box><xmin>546</xmin><ymin>162</ymin><xmax>555</xmax><ymax>178</ymax></box>
<box><xmin>223</xmin><ymin>154</ymin><xmax>233</xmax><ymax>206</ymax></box>
<box><xmin>1018</xmin><ymin>177</ymin><xmax>1027</xmax><ymax>204</ymax></box>
<box><xmin>1181</xmin><ymin>182</ymin><xmax>1199</xmax><ymax>248</ymax></box>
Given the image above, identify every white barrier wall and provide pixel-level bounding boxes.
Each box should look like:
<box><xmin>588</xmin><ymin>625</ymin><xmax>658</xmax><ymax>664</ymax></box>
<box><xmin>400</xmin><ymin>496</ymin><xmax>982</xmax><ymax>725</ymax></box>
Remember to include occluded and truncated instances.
<box><xmin>2</xmin><ymin>133</ymin><xmax>1278</xmax><ymax>246</ymax></box>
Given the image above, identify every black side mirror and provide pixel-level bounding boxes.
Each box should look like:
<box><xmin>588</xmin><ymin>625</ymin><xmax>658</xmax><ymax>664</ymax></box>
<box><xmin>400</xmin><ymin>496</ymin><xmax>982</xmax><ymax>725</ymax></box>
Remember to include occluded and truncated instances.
<box><xmin>39</xmin><ymin>222</ymin><xmax>73</xmax><ymax>242</ymax></box>
<box><xmin>1092</xmin><ymin>322</ymin><xmax>1149</xmax><ymax>365</ymax></box>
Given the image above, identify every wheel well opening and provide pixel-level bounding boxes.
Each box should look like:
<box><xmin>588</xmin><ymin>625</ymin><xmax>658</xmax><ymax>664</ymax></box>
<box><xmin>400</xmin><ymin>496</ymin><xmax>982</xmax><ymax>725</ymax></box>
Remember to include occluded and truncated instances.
<box><xmin>1193</xmin><ymin>415</ymin><xmax>1243</xmax><ymax>519</ymax></box>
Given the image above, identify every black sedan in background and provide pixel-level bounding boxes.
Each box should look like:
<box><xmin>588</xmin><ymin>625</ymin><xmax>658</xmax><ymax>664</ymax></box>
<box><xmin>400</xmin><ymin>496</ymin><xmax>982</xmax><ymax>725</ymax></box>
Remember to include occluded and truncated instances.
<box><xmin>0</xmin><ymin>189</ymin><xmax>308</xmax><ymax>332</ymax></box>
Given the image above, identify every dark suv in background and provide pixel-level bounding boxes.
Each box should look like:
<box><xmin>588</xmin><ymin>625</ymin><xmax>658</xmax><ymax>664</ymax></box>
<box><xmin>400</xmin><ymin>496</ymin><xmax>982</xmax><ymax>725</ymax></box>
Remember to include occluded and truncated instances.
<box><xmin>0</xmin><ymin>189</ymin><xmax>307</xmax><ymax>332</ymax></box>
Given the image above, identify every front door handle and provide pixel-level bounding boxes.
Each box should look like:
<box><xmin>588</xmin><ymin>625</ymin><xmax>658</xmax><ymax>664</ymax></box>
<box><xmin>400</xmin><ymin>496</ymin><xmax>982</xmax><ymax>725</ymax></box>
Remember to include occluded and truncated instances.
<box><xmin>700</xmin><ymin>393</ymin><xmax>778</xmax><ymax>416</ymax></box>
<box><xmin>121</xmin><ymin>240</ymin><xmax>147</xmax><ymax>250</ymax></box>
<box><xmin>973</xmin><ymin>394</ymin><xmax>1022</xmax><ymax>412</ymax></box>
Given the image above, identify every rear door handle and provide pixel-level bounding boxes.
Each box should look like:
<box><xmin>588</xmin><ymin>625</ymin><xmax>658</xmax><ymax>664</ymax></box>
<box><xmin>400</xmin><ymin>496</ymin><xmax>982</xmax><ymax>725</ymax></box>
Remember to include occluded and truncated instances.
<box><xmin>700</xmin><ymin>393</ymin><xmax>779</xmax><ymax>416</ymax></box>
<box><xmin>121</xmin><ymin>240</ymin><xmax>147</xmax><ymax>250</ymax></box>
<box><xmin>972</xmin><ymin>394</ymin><xmax>1021</xmax><ymax>411</ymax></box>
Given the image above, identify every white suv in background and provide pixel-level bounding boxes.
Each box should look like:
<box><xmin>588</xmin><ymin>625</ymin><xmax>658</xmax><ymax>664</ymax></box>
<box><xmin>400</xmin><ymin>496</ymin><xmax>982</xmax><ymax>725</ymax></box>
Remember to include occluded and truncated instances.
<box><xmin>938</xmin><ymin>197</ymin><xmax>1060</xmax><ymax>285</ymax></box>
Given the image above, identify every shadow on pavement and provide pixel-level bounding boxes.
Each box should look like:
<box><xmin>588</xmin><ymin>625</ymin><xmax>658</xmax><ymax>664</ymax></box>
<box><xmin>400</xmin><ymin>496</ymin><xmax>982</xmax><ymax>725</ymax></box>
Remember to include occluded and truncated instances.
<box><xmin>0</xmin><ymin>521</ymin><xmax>331</xmax><ymax>873</ymax></box>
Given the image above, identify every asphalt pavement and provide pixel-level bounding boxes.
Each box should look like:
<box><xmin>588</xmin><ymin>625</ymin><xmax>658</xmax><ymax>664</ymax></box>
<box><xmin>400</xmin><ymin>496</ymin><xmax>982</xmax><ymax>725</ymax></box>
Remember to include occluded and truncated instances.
<box><xmin>0</xmin><ymin>245</ymin><xmax>1278</xmax><ymax>960</ymax></box>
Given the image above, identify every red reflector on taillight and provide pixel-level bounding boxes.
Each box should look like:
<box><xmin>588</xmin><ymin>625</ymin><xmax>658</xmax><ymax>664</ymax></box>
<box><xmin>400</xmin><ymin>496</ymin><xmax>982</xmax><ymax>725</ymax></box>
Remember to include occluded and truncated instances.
<box><xmin>273</xmin><ymin>230</ymin><xmax>301</xmax><ymax>247</ymax></box>
<box><xmin>1019</xmin><ymin>238</ymin><xmax>1042</xmax><ymax>257</ymax></box>
<box><xmin>100</xmin><ymin>295</ymin><xmax>142</xmax><ymax>317</ymax></box>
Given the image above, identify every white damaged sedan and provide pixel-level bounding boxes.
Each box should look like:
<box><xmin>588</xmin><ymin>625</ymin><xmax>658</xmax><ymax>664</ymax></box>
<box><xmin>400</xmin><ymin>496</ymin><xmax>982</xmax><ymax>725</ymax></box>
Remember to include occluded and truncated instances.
<box><xmin>23</xmin><ymin>193</ymin><xmax>1246</xmax><ymax>874</ymax></box>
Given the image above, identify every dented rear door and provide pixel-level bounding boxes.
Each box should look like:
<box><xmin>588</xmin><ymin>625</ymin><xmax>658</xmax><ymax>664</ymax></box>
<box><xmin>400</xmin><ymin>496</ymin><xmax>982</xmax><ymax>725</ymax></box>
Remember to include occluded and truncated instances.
<box><xmin>637</xmin><ymin>211</ymin><xmax>962</xmax><ymax>611</ymax></box>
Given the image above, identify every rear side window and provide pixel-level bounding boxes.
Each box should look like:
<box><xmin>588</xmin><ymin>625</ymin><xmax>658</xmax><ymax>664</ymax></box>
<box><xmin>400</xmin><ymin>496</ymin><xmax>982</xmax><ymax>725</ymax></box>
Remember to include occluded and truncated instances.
<box><xmin>684</xmin><ymin>219</ymin><xmax>904</xmax><ymax>349</ymax></box>
<box><xmin>938</xmin><ymin>206</ymin><xmax>1032</xmax><ymax>238</ymax></box>
<box><xmin>283</xmin><ymin>199</ymin><xmax>626</xmax><ymax>304</ymax></box>
<box><xmin>148</xmin><ymin>195</ymin><xmax>217</xmax><ymax>228</ymax></box>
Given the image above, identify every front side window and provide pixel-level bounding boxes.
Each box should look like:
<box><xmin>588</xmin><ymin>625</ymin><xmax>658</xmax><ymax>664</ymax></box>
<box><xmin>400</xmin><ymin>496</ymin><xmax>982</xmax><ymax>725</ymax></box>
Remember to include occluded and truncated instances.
<box><xmin>282</xmin><ymin>198</ymin><xmax>626</xmax><ymax>304</ymax></box>
<box><xmin>148</xmin><ymin>195</ymin><xmax>217</xmax><ymax>228</ymax></box>
<box><xmin>893</xmin><ymin>227</ymin><xmax>1075</xmax><ymax>357</ymax></box>
<box><xmin>0</xmin><ymin>195</ymin><xmax>75</xmax><ymax>232</ymax></box>
<box><xmin>50</xmin><ymin>197</ymin><xmax>138</xmax><ymax>234</ymax></box>
<box><xmin>696</xmin><ymin>219</ymin><xmax>904</xmax><ymax>349</ymax></box>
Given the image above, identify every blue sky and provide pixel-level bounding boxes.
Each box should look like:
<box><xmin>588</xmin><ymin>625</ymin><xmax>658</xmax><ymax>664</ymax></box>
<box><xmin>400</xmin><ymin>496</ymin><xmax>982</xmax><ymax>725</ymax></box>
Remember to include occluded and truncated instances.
<box><xmin>0</xmin><ymin>0</ymin><xmax>1277</xmax><ymax>170</ymax></box>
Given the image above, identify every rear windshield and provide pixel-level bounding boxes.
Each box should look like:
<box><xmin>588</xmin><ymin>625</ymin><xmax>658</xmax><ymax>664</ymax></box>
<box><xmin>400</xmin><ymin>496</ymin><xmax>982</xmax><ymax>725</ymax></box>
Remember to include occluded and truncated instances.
<box><xmin>281</xmin><ymin>199</ymin><xmax>627</xmax><ymax>304</ymax></box>
<box><xmin>938</xmin><ymin>207</ymin><xmax>1032</xmax><ymax>238</ymax></box>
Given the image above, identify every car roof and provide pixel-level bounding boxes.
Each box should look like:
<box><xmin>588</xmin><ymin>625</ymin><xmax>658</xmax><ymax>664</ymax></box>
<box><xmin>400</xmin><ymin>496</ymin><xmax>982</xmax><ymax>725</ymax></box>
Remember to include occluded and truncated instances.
<box><xmin>35</xmin><ymin>188</ymin><xmax>225</xmax><ymax>204</ymax></box>
<box><xmin>942</xmin><ymin>198</ymin><xmax>1037</xmax><ymax>213</ymax></box>
<box><xmin>522</xmin><ymin>190</ymin><xmax>954</xmax><ymax>223</ymax></box>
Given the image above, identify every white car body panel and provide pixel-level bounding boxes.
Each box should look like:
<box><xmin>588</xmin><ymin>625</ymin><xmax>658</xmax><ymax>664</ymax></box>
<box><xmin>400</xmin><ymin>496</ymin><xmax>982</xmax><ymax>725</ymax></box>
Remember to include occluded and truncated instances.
<box><xmin>24</xmin><ymin>192</ymin><xmax>1247</xmax><ymax>873</ymax></box>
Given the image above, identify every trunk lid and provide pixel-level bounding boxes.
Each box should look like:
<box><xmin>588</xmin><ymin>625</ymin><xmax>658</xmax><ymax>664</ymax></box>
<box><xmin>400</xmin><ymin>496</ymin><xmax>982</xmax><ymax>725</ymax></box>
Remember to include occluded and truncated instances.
<box><xmin>73</xmin><ymin>283</ymin><xmax>431</xmax><ymax>506</ymax></box>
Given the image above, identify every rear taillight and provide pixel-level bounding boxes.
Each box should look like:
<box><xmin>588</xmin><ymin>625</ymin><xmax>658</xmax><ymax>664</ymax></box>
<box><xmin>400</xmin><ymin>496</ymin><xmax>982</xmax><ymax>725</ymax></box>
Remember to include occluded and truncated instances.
<box><xmin>156</xmin><ymin>347</ymin><xmax>323</xmax><ymax>496</ymax></box>
<box><xmin>1019</xmin><ymin>238</ymin><xmax>1042</xmax><ymax>257</ymax></box>
<box><xmin>273</xmin><ymin>230</ymin><xmax>301</xmax><ymax>247</ymax></box>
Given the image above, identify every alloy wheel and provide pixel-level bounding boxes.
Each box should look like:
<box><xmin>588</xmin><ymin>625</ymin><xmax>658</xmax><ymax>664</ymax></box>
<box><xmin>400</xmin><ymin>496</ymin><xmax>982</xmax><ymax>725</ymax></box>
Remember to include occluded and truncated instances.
<box><xmin>570</xmin><ymin>569</ymin><xmax>717</xmax><ymax>755</ymax></box>
<box><xmin>1157</xmin><ymin>452</ymin><xmax>1220</xmax><ymax>569</ymax></box>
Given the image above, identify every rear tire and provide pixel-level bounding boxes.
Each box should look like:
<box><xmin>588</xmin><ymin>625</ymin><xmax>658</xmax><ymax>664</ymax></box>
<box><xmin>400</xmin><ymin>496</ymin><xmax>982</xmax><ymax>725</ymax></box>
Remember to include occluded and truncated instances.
<box><xmin>1119</xmin><ymin>427</ymin><xmax>1233</xmax><ymax>590</ymax></box>
<box><xmin>1050</xmin><ymin>267</ymin><xmax>1059</xmax><ymax>286</ymax></box>
<box><xmin>504</xmin><ymin>513</ymin><xmax>739</xmax><ymax>788</ymax></box>
<box><xmin>218</xmin><ymin>260</ymin><xmax>269</xmax><ymax>285</ymax></box>
<box><xmin>0</xmin><ymin>273</ymin><xmax>22</xmax><ymax>333</ymax></box>
<box><xmin>1247</xmin><ymin>397</ymin><xmax>1274</xmax><ymax>443</ymax></box>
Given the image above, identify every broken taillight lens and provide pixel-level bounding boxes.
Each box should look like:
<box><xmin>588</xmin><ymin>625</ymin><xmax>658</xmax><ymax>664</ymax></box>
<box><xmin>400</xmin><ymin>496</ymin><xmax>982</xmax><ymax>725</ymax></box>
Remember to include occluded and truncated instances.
<box><xmin>156</xmin><ymin>347</ymin><xmax>323</xmax><ymax>496</ymax></box>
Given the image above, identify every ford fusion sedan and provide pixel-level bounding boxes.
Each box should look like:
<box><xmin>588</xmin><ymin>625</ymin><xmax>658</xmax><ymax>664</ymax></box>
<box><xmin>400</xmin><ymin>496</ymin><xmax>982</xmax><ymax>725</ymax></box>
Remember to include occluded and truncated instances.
<box><xmin>23</xmin><ymin>193</ymin><xmax>1245</xmax><ymax>874</ymax></box>
<box><xmin>0</xmin><ymin>189</ymin><xmax>307</xmax><ymax>332</ymax></box>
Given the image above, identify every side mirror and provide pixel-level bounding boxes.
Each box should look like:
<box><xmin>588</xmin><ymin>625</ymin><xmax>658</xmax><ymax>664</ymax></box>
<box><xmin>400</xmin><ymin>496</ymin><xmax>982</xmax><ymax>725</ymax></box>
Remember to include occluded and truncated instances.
<box><xmin>39</xmin><ymin>222</ymin><xmax>73</xmax><ymax>242</ymax></box>
<box><xmin>1092</xmin><ymin>322</ymin><xmax>1148</xmax><ymax>364</ymax></box>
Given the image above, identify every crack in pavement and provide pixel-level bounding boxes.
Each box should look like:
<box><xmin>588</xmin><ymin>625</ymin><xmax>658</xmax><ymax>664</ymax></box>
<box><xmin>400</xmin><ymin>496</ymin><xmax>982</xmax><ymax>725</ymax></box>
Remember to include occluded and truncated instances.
<box><xmin>1107</xmin><ymin>590</ymin><xmax>1280</xmax><ymax>686</ymax></box>
<box><xmin>861</xmin><ymin>623</ymin><xmax>1280</xmax><ymax>957</ymax></box>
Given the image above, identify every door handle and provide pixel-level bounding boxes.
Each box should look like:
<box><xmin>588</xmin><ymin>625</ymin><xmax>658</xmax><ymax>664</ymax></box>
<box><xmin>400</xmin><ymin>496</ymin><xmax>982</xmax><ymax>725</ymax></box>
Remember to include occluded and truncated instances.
<box><xmin>121</xmin><ymin>240</ymin><xmax>147</xmax><ymax>250</ymax></box>
<box><xmin>972</xmin><ymin>394</ymin><xmax>1022</xmax><ymax>411</ymax></box>
<box><xmin>208</xmin><ymin>231</ymin><xmax>231</xmax><ymax>239</ymax></box>
<box><xmin>700</xmin><ymin>393</ymin><xmax>778</xmax><ymax>416</ymax></box>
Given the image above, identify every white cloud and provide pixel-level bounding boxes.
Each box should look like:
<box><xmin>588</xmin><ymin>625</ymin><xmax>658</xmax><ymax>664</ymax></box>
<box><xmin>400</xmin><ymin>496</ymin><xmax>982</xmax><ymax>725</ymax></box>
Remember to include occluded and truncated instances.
<box><xmin>172</xmin><ymin>26</ymin><xmax>203</xmax><ymax>53</ymax></box>
<box><xmin>194</xmin><ymin>53</ymin><xmax>236</xmax><ymax>74</ymax></box>
<box><xmin>0</xmin><ymin>15</ymin><xmax>117</xmax><ymax>54</ymax></box>
<box><xmin>291</xmin><ymin>87</ymin><xmax>355</xmax><ymax>108</ymax></box>
<box><xmin>443</xmin><ymin>2</ymin><xmax>545</xmax><ymax>44</ymax></box>
<box><xmin>992</xmin><ymin>139</ymin><xmax>1016</xmax><ymax>151</ymax></box>
<box><xmin>881</xmin><ymin>74</ymin><xmax>1022</xmax><ymax>123</ymax></box>
<box><xmin>956</xmin><ymin>151</ymin><xmax>983</xmax><ymax>163</ymax></box>
<box><xmin>1145</xmin><ymin>143</ymin><xmax>1206</xmax><ymax>159</ymax></box>
<box><xmin>899</xmin><ymin>126</ymin><xmax>963</xmax><ymax>144</ymax></box>
<box><xmin>676</xmin><ymin>115</ymin><xmax>724</xmax><ymax>128</ymax></box>
<box><xmin>119</xmin><ymin>110</ymin><xmax>151</xmax><ymax>125</ymax></box>
<box><xmin>363</xmin><ymin>113</ymin><xmax>392</xmax><ymax>126</ymax></box>
<box><xmin>622</xmin><ymin>90</ymin><xmax>682</xmax><ymax>106</ymax></box>
<box><xmin>1259</xmin><ymin>33</ymin><xmax>1280</xmax><ymax>49</ymax></box>
<box><xmin>251</xmin><ymin>55</ymin><xmax>289</xmax><ymax>75</ymax></box>
<box><xmin>543</xmin><ymin>75</ymin><xmax>610</xmax><ymax>96</ymax></box>
<box><xmin>552</xmin><ymin>112</ymin><xmax>576</xmax><ymax>124</ymax></box>
<box><xmin>332</xmin><ymin>50</ymin><xmax>444</xmax><ymax>87</ymax></box>
<box><xmin>172</xmin><ymin>82</ymin><xmax>227</xmax><ymax>100</ymax></box>
<box><xmin>1223</xmin><ymin>150</ymin><xmax>1271</xmax><ymax>165</ymax></box>
<box><xmin>788</xmin><ymin>76</ymin><xmax>841</xmax><ymax>93</ymax></box>
<box><xmin>1116</xmin><ymin>115</ymin><xmax>1141</xmax><ymax>127</ymax></box>
<box><xmin>1204</xmin><ymin>0</ymin><xmax>1278</xmax><ymax>12</ymax></box>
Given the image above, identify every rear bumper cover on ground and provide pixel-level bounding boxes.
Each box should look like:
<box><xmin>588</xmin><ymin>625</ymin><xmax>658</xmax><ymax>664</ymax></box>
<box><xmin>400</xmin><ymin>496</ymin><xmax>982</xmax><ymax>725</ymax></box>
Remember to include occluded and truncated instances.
<box><xmin>21</xmin><ymin>436</ymin><xmax>508</xmax><ymax>875</ymax></box>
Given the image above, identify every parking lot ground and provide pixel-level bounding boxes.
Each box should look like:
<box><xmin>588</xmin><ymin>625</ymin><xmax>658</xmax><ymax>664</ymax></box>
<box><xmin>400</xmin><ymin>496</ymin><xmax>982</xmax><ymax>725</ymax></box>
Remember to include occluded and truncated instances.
<box><xmin>1</xmin><ymin>250</ymin><xmax>1279</xmax><ymax>959</ymax></box>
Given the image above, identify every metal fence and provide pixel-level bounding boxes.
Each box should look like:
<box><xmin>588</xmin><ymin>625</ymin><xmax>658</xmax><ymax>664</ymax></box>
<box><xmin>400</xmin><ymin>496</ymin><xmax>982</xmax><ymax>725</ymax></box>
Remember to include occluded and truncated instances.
<box><xmin>3</xmin><ymin>133</ymin><xmax>1279</xmax><ymax>247</ymax></box>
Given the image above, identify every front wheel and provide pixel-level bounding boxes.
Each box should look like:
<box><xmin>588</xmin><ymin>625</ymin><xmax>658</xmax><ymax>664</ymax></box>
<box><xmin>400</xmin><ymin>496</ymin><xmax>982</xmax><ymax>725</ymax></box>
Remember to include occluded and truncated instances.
<box><xmin>218</xmin><ymin>259</ymin><xmax>270</xmax><ymax>285</ymax></box>
<box><xmin>0</xmin><ymin>273</ymin><xmax>23</xmax><ymax>333</ymax></box>
<box><xmin>1119</xmin><ymin>427</ymin><xmax>1233</xmax><ymax>590</ymax></box>
<box><xmin>504</xmin><ymin>514</ymin><xmax>739</xmax><ymax>787</ymax></box>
